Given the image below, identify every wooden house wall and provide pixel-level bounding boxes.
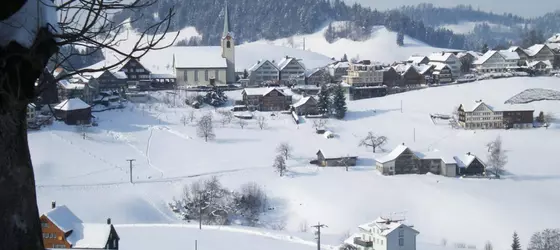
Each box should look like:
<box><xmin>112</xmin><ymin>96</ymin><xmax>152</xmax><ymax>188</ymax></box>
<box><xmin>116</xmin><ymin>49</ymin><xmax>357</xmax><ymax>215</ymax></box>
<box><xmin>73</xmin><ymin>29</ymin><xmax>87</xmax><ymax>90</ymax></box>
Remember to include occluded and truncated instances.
<box><xmin>460</xmin><ymin>158</ymin><xmax>485</xmax><ymax>176</ymax></box>
<box><xmin>394</xmin><ymin>148</ymin><xmax>420</xmax><ymax>174</ymax></box>
<box><xmin>40</xmin><ymin>215</ymin><xmax>71</xmax><ymax>249</ymax></box>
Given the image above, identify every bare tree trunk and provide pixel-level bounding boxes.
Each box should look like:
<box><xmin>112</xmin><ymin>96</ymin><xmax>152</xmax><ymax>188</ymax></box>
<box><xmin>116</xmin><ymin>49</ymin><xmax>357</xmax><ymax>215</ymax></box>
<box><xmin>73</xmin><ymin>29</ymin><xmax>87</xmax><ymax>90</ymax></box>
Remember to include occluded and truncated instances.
<box><xmin>0</xmin><ymin>102</ymin><xmax>44</xmax><ymax>250</ymax></box>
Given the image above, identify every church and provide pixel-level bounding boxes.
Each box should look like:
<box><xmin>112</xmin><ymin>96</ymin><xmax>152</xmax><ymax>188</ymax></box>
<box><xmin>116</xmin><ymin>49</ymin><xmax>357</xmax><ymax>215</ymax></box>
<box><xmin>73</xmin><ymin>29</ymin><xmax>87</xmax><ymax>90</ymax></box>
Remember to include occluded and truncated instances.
<box><xmin>174</xmin><ymin>2</ymin><xmax>236</xmax><ymax>86</ymax></box>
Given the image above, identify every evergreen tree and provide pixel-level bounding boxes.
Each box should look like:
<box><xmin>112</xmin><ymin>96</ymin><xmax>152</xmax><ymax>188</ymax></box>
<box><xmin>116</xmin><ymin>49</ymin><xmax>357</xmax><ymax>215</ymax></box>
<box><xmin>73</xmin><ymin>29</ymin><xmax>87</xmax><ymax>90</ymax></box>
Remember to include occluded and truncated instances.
<box><xmin>243</xmin><ymin>69</ymin><xmax>249</xmax><ymax>79</ymax></box>
<box><xmin>396</xmin><ymin>31</ymin><xmax>405</xmax><ymax>46</ymax></box>
<box><xmin>537</xmin><ymin>111</ymin><xmax>545</xmax><ymax>123</ymax></box>
<box><xmin>332</xmin><ymin>84</ymin><xmax>347</xmax><ymax>119</ymax></box>
<box><xmin>481</xmin><ymin>44</ymin><xmax>489</xmax><ymax>53</ymax></box>
<box><xmin>341</xmin><ymin>54</ymin><xmax>348</xmax><ymax>62</ymax></box>
<box><xmin>317</xmin><ymin>84</ymin><xmax>330</xmax><ymax>115</ymax></box>
<box><xmin>512</xmin><ymin>231</ymin><xmax>521</xmax><ymax>250</ymax></box>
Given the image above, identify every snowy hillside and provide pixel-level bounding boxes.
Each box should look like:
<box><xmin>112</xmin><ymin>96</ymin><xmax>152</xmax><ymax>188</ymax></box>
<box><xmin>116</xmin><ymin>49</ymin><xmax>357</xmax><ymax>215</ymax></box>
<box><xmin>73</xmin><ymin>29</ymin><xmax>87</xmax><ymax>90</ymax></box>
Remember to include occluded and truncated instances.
<box><xmin>253</xmin><ymin>23</ymin><xmax>453</xmax><ymax>63</ymax></box>
<box><xmin>33</xmin><ymin>77</ymin><xmax>560</xmax><ymax>250</ymax></box>
<box><xmin>97</xmin><ymin>21</ymin><xmax>334</xmax><ymax>74</ymax></box>
<box><xmin>438</xmin><ymin>21</ymin><xmax>515</xmax><ymax>34</ymax></box>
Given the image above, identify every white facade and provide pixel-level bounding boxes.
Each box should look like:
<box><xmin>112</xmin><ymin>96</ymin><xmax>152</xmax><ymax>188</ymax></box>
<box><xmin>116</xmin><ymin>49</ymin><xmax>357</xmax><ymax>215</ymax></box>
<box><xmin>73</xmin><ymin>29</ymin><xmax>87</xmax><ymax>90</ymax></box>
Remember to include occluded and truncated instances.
<box><xmin>473</xmin><ymin>50</ymin><xmax>519</xmax><ymax>73</ymax></box>
<box><xmin>458</xmin><ymin>101</ymin><xmax>503</xmax><ymax>129</ymax></box>
<box><xmin>346</xmin><ymin>217</ymin><xmax>419</xmax><ymax>250</ymax></box>
<box><xmin>343</xmin><ymin>63</ymin><xmax>384</xmax><ymax>86</ymax></box>
<box><xmin>176</xmin><ymin>68</ymin><xmax>227</xmax><ymax>86</ymax></box>
<box><xmin>525</xmin><ymin>44</ymin><xmax>555</xmax><ymax>62</ymax></box>
<box><xmin>278</xmin><ymin>57</ymin><xmax>306</xmax><ymax>85</ymax></box>
<box><xmin>247</xmin><ymin>60</ymin><xmax>280</xmax><ymax>86</ymax></box>
<box><xmin>428</xmin><ymin>53</ymin><xmax>461</xmax><ymax>79</ymax></box>
<box><xmin>221</xmin><ymin>35</ymin><xmax>235</xmax><ymax>84</ymax></box>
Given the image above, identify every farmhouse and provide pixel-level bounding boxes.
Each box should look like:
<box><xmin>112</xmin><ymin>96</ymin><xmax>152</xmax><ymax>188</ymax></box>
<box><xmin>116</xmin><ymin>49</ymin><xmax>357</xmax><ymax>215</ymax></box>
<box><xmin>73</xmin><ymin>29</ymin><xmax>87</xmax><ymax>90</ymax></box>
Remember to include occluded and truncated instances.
<box><xmin>428</xmin><ymin>52</ymin><xmax>462</xmax><ymax>79</ymax></box>
<box><xmin>241</xmin><ymin>88</ymin><xmax>292</xmax><ymax>111</ymax></box>
<box><xmin>315</xmin><ymin>149</ymin><xmax>358</xmax><ymax>167</ymax></box>
<box><xmin>453</xmin><ymin>152</ymin><xmax>486</xmax><ymax>176</ymax></box>
<box><xmin>57</xmin><ymin>78</ymin><xmax>99</xmax><ymax>104</ymax></box>
<box><xmin>407</xmin><ymin>55</ymin><xmax>429</xmax><ymax>65</ymax></box>
<box><xmin>526</xmin><ymin>60</ymin><xmax>553</xmax><ymax>75</ymax></box>
<box><xmin>41</xmin><ymin>202</ymin><xmax>119</xmax><ymax>249</ymax></box>
<box><xmin>305</xmin><ymin>67</ymin><xmax>330</xmax><ymax>86</ymax></box>
<box><xmin>54</xmin><ymin>98</ymin><xmax>92</xmax><ymax>125</ymax></box>
<box><xmin>328</xmin><ymin>61</ymin><xmax>350</xmax><ymax>82</ymax></box>
<box><xmin>291</xmin><ymin>96</ymin><xmax>318</xmax><ymax>115</ymax></box>
<box><xmin>277</xmin><ymin>56</ymin><xmax>306</xmax><ymax>85</ymax></box>
<box><xmin>473</xmin><ymin>50</ymin><xmax>520</xmax><ymax>73</ymax></box>
<box><xmin>457</xmin><ymin>100</ymin><xmax>534</xmax><ymax>129</ymax></box>
<box><xmin>392</xmin><ymin>64</ymin><xmax>423</xmax><ymax>88</ymax></box>
<box><xmin>375</xmin><ymin>144</ymin><xmax>422</xmax><ymax>175</ymax></box>
<box><xmin>525</xmin><ymin>44</ymin><xmax>555</xmax><ymax>62</ymax></box>
<box><xmin>246</xmin><ymin>60</ymin><xmax>280</xmax><ymax>87</ymax></box>
<box><xmin>344</xmin><ymin>216</ymin><xmax>419</xmax><ymax>250</ymax></box>
<box><xmin>427</xmin><ymin>63</ymin><xmax>453</xmax><ymax>84</ymax></box>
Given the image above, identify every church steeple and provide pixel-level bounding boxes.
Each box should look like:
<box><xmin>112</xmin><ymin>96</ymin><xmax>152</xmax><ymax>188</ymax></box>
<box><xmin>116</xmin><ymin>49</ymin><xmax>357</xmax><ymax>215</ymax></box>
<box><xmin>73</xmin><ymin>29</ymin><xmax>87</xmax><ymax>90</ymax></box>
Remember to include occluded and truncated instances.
<box><xmin>222</xmin><ymin>0</ymin><xmax>232</xmax><ymax>39</ymax></box>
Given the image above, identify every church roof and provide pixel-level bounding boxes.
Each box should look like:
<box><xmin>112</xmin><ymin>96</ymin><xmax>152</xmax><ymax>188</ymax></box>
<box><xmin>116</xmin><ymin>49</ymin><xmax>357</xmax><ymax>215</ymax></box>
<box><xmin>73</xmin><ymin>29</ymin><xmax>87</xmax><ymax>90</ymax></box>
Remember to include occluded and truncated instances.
<box><xmin>174</xmin><ymin>46</ymin><xmax>228</xmax><ymax>69</ymax></box>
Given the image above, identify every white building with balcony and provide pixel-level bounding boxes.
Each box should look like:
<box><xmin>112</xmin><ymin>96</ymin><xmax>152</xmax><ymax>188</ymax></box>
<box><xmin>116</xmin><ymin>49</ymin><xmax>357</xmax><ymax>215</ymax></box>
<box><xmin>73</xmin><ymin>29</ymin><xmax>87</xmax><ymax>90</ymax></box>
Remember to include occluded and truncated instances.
<box><xmin>246</xmin><ymin>60</ymin><xmax>280</xmax><ymax>86</ymax></box>
<box><xmin>473</xmin><ymin>50</ymin><xmax>520</xmax><ymax>73</ymax></box>
<box><xmin>428</xmin><ymin>52</ymin><xmax>461</xmax><ymax>79</ymax></box>
<box><xmin>342</xmin><ymin>63</ymin><xmax>384</xmax><ymax>87</ymax></box>
<box><xmin>344</xmin><ymin>217</ymin><xmax>419</xmax><ymax>250</ymax></box>
<box><xmin>457</xmin><ymin>100</ymin><xmax>504</xmax><ymax>129</ymax></box>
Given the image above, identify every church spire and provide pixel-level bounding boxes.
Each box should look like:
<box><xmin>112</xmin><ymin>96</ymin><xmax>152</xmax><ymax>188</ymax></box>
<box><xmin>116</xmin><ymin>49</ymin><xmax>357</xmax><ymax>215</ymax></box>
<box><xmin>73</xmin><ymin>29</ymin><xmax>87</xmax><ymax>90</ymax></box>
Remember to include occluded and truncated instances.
<box><xmin>222</xmin><ymin>0</ymin><xmax>232</xmax><ymax>39</ymax></box>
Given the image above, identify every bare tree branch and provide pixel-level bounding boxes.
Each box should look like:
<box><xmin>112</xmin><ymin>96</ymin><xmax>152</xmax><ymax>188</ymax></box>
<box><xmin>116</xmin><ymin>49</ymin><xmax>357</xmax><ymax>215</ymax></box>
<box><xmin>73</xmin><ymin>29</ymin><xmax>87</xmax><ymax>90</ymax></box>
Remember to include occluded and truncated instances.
<box><xmin>359</xmin><ymin>132</ymin><xmax>388</xmax><ymax>153</ymax></box>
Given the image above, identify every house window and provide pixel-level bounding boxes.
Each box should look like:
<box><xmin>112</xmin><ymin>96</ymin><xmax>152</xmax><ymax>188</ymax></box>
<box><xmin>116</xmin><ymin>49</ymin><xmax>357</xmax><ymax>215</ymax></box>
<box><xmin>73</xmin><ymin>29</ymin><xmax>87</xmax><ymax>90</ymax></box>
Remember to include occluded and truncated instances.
<box><xmin>194</xmin><ymin>70</ymin><xmax>199</xmax><ymax>81</ymax></box>
<box><xmin>41</xmin><ymin>222</ymin><xmax>49</xmax><ymax>228</ymax></box>
<box><xmin>53</xmin><ymin>244</ymin><xmax>66</xmax><ymax>248</ymax></box>
<box><xmin>399</xmin><ymin>238</ymin><xmax>404</xmax><ymax>246</ymax></box>
<box><xmin>381</xmin><ymin>240</ymin><xmax>383</xmax><ymax>245</ymax></box>
<box><xmin>226</xmin><ymin>41</ymin><xmax>231</xmax><ymax>48</ymax></box>
<box><xmin>136</xmin><ymin>68</ymin><xmax>144</xmax><ymax>73</ymax></box>
<box><xmin>130</xmin><ymin>75</ymin><xmax>136</xmax><ymax>79</ymax></box>
<box><xmin>399</xmin><ymin>229</ymin><xmax>404</xmax><ymax>237</ymax></box>
<box><xmin>183</xmin><ymin>71</ymin><xmax>188</xmax><ymax>82</ymax></box>
<box><xmin>205</xmin><ymin>70</ymin><xmax>209</xmax><ymax>81</ymax></box>
<box><xmin>215</xmin><ymin>70</ymin><xmax>219</xmax><ymax>80</ymax></box>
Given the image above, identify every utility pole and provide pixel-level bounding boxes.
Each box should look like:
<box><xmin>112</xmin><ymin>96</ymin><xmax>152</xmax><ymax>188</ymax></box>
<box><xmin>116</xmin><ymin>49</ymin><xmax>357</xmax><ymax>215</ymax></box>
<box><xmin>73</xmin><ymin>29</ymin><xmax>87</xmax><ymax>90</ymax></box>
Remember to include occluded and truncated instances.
<box><xmin>400</xmin><ymin>100</ymin><xmax>403</xmax><ymax>113</ymax></box>
<box><xmin>126</xmin><ymin>159</ymin><xmax>135</xmax><ymax>183</ymax></box>
<box><xmin>413</xmin><ymin>128</ymin><xmax>416</xmax><ymax>142</ymax></box>
<box><xmin>311</xmin><ymin>222</ymin><xmax>327</xmax><ymax>250</ymax></box>
<box><xmin>194</xmin><ymin>240</ymin><xmax>198</xmax><ymax>250</ymax></box>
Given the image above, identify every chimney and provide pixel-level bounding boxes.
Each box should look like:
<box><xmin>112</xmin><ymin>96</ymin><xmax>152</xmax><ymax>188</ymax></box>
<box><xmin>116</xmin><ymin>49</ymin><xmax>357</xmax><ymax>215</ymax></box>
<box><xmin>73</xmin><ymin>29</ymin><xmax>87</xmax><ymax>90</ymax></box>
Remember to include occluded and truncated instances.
<box><xmin>107</xmin><ymin>218</ymin><xmax>112</xmax><ymax>225</ymax></box>
<box><xmin>51</xmin><ymin>201</ymin><xmax>56</xmax><ymax>209</ymax></box>
<box><xmin>285</xmin><ymin>55</ymin><xmax>289</xmax><ymax>59</ymax></box>
<box><xmin>402</xmin><ymin>143</ymin><xmax>405</xmax><ymax>145</ymax></box>
<box><xmin>467</xmin><ymin>152</ymin><xmax>471</xmax><ymax>155</ymax></box>
<box><xmin>441</xmin><ymin>51</ymin><xmax>445</xmax><ymax>55</ymax></box>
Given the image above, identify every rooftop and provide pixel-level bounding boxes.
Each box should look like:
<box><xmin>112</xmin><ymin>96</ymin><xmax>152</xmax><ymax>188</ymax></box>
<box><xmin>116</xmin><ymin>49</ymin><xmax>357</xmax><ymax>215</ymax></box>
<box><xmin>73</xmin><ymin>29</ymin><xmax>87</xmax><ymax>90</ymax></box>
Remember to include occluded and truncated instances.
<box><xmin>428</xmin><ymin>52</ymin><xmax>456</xmax><ymax>62</ymax></box>
<box><xmin>175</xmin><ymin>46</ymin><xmax>227</xmax><ymax>69</ymax></box>
<box><xmin>54</xmin><ymin>98</ymin><xmax>91</xmax><ymax>111</ymax></box>
<box><xmin>376</xmin><ymin>144</ymin><xmax>411</xmax><ymax>163</ymax></box>
<box><xmin>243</xmin><ymin>87</ymin><xmax>287</xmax><ymax>96</ymax></box>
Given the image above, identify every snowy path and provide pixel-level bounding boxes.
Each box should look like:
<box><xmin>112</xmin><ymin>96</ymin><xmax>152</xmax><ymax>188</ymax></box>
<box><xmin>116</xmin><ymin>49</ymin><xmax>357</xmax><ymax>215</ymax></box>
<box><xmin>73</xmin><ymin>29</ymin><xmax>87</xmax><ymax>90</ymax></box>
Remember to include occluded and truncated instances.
<box><xmin>115</xmin><ymin>224</ymin><xmax>337</xmax><ymax>249</ymax></box>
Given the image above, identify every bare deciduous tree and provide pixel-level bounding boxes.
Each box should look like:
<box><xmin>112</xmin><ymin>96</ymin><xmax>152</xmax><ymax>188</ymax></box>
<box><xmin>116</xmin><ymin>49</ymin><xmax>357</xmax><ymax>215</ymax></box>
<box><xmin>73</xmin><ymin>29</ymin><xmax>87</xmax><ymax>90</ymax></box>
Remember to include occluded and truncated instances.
<box><xmin>273</xmin><ymin>155</ymin><xmax>287</xmax><ymax>176</ymax></box>
<box><xmin>0</xmin><ymin>0</ymin><xmax>176</xmax><ymax>248</ymax></box>
<box><xmin>276</xmin><ymin>142</ymin><xmax>292</xmax><ymax>160</ymax></box>
<box><xmin>486</xmin><ymin>136</ymin><xmax>507</xmax><ymax>177</ymax></box>
<box><xmin>544</xmin><ymin>112</ymin><xmax>555</xmax><ymax>129</ymax></box>
<box><xmin>197</xmin><ymin>113</ymin><xmax>215</xmax><ymax>142</ymax></box>
<box><xmin>218</xmin><ymin>110</ymin><xmax>233</xmax><ymax>126</ymax></box>
<box><xmin>299</xmin><ymin>220</ymin><xmax>308</xmax><ymax>232</ymax></box>
<box><xmin>312</xmin><ymin>118</ymin><xmax>328</xmax><ymax>130</ymax></box>
<box><xmin>441</xmin><ymin>238</ymin><xmax>448</xmax><ymax>246</ymax></box>
<box><xmin>256</xmin><ymin>115</ymin><xmax>267</xmax><ymax>130</ymax></box>
<box><xmin>237</xmin><ymin>118</ymin><xmax>248</xmax><ymax>129</ymax></box>
<box><xmin>528</xmin><ymin>229</ymin><xmax>560</xmax><ymax>250</ymax></box>
<box><xmin>359</xmin><ymin>132</ymin><xmax>388</xmax><ymax>153</ymax></box>
<box><xmin>188</xmin><ymin>109</ymin><xmax>196</xmax><ymax>123</ymax></box>
<box><xmin>484</xmin><ymin>241</ymin><xmax>493</xmax><ymax>250</ymax></box>
<box><xmin>338</xmin><ymin>155</ymin><xmax>353</xmax><ymax>172</ymax></box>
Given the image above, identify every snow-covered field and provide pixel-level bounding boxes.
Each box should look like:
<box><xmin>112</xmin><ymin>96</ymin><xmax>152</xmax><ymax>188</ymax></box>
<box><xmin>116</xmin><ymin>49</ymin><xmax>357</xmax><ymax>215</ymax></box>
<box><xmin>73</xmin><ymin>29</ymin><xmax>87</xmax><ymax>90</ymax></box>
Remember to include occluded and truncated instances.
<box><xmin>254</xmin><ymin>23</ymin><xmax>450</xmax><ymax>64</ymax></box>
<box><xmin>505</xmin><ymin>88</ymin><xmax>560</xmax><ymax>104</ymax></box>
<box><xmin>33</xmin><ymin>77</ymin><xmax>560</xmax><ymax>250</ymax></box>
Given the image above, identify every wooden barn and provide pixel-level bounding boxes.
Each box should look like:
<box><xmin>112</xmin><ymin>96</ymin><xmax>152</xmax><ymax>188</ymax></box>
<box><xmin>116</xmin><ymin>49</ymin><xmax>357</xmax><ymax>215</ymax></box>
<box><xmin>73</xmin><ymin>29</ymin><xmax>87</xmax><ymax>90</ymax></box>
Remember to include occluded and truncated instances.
<box><xmin>54</xmin><ymin>98</ymin><xmax>92</xmax><ymax>125</ymax></box>
<box><xmin>453</xmin><ymin>152</ymin><xmax>486</xmax><ymax>176</ymax></box>
<box><xmin>291</xmin><ymin>96</ymin><xmax>318</xmax><ymax>115</ymax></box>
<box><xmin>315</xmin><ymin>149</ymin><xmax>358</xmax><ymax>167</ymax></box>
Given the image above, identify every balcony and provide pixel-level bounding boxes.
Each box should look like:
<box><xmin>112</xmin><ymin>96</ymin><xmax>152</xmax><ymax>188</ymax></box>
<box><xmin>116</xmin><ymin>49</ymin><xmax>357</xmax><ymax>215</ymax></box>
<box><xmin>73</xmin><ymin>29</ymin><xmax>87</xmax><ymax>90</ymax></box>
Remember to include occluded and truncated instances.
<box><xmin>354</xmin><ymin>237</ymin><xmax>373</xmax><ymax>247</ymax></box>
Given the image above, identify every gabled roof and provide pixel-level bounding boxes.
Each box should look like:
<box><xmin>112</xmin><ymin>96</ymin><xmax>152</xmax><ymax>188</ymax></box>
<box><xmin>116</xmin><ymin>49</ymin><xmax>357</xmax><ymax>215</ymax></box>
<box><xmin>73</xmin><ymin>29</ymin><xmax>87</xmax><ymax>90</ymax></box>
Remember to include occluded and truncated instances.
<box><xmin>453</xmin><ymin>154</ymin><xmax>485</xmax><ymax>168</ymax></box>
<box><xmin>248</xmin><ymin>60</ymin><xmax>278</xmax><ymax>72</ymax></box>
<box><xmin>292</xmin><ymin>96</ymin><xmax>316</xmax><ymax>108</ymax></box>
<box><xmin>525</xmin><ymin>44</ymin><xmax>551</xmax><ymax>57</ymax></box>
<box><xmin>174</xmin><ymin>46</ymin><xmax>228</xmax><ymax>69</ymax></box>
<box><xmin>277</xmin><ymin>56</ymin><xmax>305</xmax><ymax>71</ymax></box>
<box><xmin>54</xmin><ymin>98</ymin><xmax>91</xmax><ymax>111</ymax></box>
<box><xmin>58</xmin><ymin>79</ymin><xmax>85</xmax><ymax>90</ymax></box>
<box><xmin>473</xmin><ymin>50</ymin><xmax>502</xmax><ymax>65</ymax></box>
<box><xmin>414</xmin><ymin>64</ymin><xmax>434</xmax><ymax>74</ymax></box>
<box><xmin>67</xmin><ymin>223</ymin><xmax>113</xmax><ymax>248</ymax></box>
<box><xmin>428</xmin><ymin>62</ymin><xmax>450</xmax><ymax>71</ymax></box>
<box><xmin>459</xmin><ymin>101</ymin><xmax>493</xmax><ymax>112</ymax></box>
<box><xmin>44</xmin><ymin>205</ymin><xmax>83</xmax><ymax>233</ymax></box>
<box><xmin>526</xmin><ymin>60</ymin><xmax>553</xmax><ymax>69</ymax></box>
<box><xmin>305</xmin><ymin>67</ymin><xmax>325</xmax><ymax>77</ymax></box>
<box><xmin>243</xmin><ymin>87</ymin><xmax>286</xmax><ymax>96</ymax></box>
<box><xmin>358</xmin><ymin>217</ymin><xmax>419</xmax><ymax>236</ymax></box>
<box><xmin>376</xmin><ymin>144</ymin><xmax>416</xmax><ymax>164</ymax></box>
<box><xmin>547</xmin><ymin>33</ymin><xmax>560</xmax><ymax>43</ymax></box>
<box><xmin>428</xmin><ymin>52</ymin><xmax>456</xmax><ymax>62</ymax></box>
<box><xmin>407</xmin><ymin>55</ymin><xmax>428</xmax><ymax>64</ymax></box>
<box><xmin>329</xmin><ymin>61</ymin><xmax>350</xmax><ymax>69</ymax></box>
<box><xmin>498</xmin><ymin>50</ymin><xmax>520</xmax><ymax>60</ymax></box>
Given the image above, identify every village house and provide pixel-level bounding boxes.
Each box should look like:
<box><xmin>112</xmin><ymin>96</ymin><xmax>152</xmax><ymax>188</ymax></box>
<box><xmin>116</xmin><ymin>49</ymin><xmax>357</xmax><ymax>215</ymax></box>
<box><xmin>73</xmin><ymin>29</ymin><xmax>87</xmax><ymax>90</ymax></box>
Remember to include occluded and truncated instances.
<box><xmin>392</xmin><ymin>64</ymin><xmax>423</xmax><ymax>88</ymax></box>
<box><xmin>54</xmin><ymin>98</ymin><xmax>92</xmax><ymax>125</ymax></box>
<box><xmin>277</xmin><ymin>56</ymin><xmax>306</xmax><ymax>85</ymax></box>
<box><xmin>428</xmin><ymin>63</ymin><xmax>453</xmax><ymax>84</ymax></box>
<box><xmin>376</xmin><ymin>144</ymin><xmax>422</xmax><ymax>175</ymax></box>
<box><xmin>305</xmin><ymin>67</ymin><xmax>330</xmax><ymax>86</ymax></box>
<box><xmin>241</xmin><ymin>87</ymin><xmax>292</xmax><ymax>111</ymax></box>
<box><xmin>407</xmin><ymin>55</ymin><xmax>430</xmax><ymax>65</ymax></box>
<box><xmin>526</xmin><ymin>60</ymin><xmax>553</xmax><ymax>75</ymax></box>
<box><xmin>453</xmin><ymin>152</ymin><xmax>486</xmax><ymax>176</ymax></box>
<box><xmin>457</xmin><ymin>100</ymin><xmax>534</xmax><ymax>129</ymax></box>
<box><xmin>328</xmin><ymin>61</ymin><xmax>350</xmax><ymax>82</ymax></box>
<box><xmin>57</xmin><ymin>77</ymin><xmax>99</xmax><ymax>104</ymax></box>
<box><xmin>456</xmin><ymin>51</ymin><xmax>480</xmax><ymax>73</ymax></box>
<box><xmin>344</xmin><ymin>216</ymin><xmax>419</xmax><ymax>250</ymax></box>
<box><xmin>291</xmin><ymin>96</ymin><xmax>318</xmax><ymax>115</ymax></box>
<box><xmin>87</xmin><ymin>69</ymin><xmax>128</xmax><ymax>93</ymax></box>
<box><xmin>428</xmin><ymin>52</ymin><xmax>462</xmax><ymax>79</ymax></box>
<box><xmin>525</xmin><ymin>44</ymin><xmax>556</xmax><ymax>62</ymax></box>
<box><xmin>382</xmin><ymin>67</ymin><xmax>400</xmax><ymax>89</ymax></box>
<box><xmin>118</xmin><ymin>58</ymin><xmax>177</xmax><ymax>90</ymax></box>
<box><xmin>41</xmin><ymin>202</ymin><xmax>120</xmax><ymax>249</ymax></box>
<box><xmin>343</xmin><ymin>62</ymin><xmax>384</xmax><ymax>87</ymax></box>
<box><xmin>246</xmin><ymin>60</ymin><xmax>280</xmax><ymax>87</ymax></box>
<box><xmin>472</xmin><ymin>50</ymin><xmax>520</xmax><ymax>73</ymax></box>
<box><xmin>315</xmin><ymin>149</ymin><xmax>358</xmax><ymax>167</ymax></box>
<box><xmin>414</xmin><ymin>64</ymin><xmax>435</xmax><ymax>85</ymax></box>
<box><xmin>508</xmin><ymin>46</ymin><xmax>530</xmax><ymax>65</ymax></box>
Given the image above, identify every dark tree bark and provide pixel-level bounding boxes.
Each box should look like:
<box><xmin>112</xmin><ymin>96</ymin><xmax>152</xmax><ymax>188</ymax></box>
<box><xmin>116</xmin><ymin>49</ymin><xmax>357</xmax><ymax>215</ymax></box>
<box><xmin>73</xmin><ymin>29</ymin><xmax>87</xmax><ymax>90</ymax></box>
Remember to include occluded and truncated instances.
<box><xmin>0</xmin><ymin>28</ymin><xmax>59</xmax><ymax>249</ymax></box>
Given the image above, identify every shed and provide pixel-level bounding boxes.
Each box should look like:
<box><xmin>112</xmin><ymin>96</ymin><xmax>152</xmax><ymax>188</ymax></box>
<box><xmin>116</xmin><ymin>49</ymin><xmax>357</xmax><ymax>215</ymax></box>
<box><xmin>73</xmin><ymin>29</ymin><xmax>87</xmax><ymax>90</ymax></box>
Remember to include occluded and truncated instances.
<box><xmin>292</xmin><ymin>96</ymin><xmax>318</xmax><ymax>115</ymax></box>
<box><xmin>316</xmin><ymin>149</ymin><xmax>357</xmax><ymax>167</ymax></box>
<box><xmin>453</xmin><ymin>152</ymin><xmax>486</xmax><ymax>176</ymax></box>
<box><xmin>54</xmin><ymin>98</ymin><xmax>92</xmax><ymax>125</ymax></box>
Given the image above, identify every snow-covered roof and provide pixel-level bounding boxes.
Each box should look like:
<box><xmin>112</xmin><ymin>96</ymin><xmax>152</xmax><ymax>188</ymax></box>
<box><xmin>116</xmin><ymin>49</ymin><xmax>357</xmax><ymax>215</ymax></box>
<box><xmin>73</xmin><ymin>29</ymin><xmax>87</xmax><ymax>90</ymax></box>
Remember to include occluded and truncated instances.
<box><xmin>453</xmin><ymin>154</ymin><xmax>481</xmax><ymax>168</ymax></box>
<box><xmin>525</xmin><ymin>44</ymin><xmax>549</xmax><ymax>57</ymax></box>
<box><xmin>358</xmin><ymin>217</ymin><xmax>419</xmax><ymax>236</ymax></box>
<box><xmin>428</xmin><ymin>52</ymin><xmax>456</xmax><ymax>62</ymax></box>
<box><xmin>277</xmin><ymin>56</ymin><xmax>304</xmax><ymax>71</ymax></box>
<box><xmin>414</xmin><ymin>64</ymin><xmax>434</xmax><ymax>74</ymax></box>
<box><xmin>547</xmin><ymin>33</ymin><xmax>560</xmax><ymax>43</ymax></box>
<box><xmin>392</xmin><ymin>64</ymin><xmax>414</xmax><ymax>74</ymax></box>
<box><xmin>305</xmin><ymin>67</ymin><xmax>324</xmax><ymax>77</ymax></box>
<box><xmin>547</xmin><ymin>43</ymin><xmax>560</xmax><ymax>51</ymax></box>
<box><xmin>174</xmin><ymin>46</ymin><xmax>227</xmax><ymax>69</ymax></box>
<box><xmin>150</xmin><ymin>73</ymin><xmax>176</xmax><ymax>79</ymax></box>
<box><xmin>407</xmin><ymin>55</ymin><xmax>428</xmax><ymax>64</ymax></box>
<box><xmin>428</xmin><ymin>62</ymin><xmax>450</xmax><ymax>71</ymax></box>
<box><xmin>527</xmin><ymin>60</ymin><xmax>553</xmax><ymax>69</ymax></box>
<box><xmin>248</xmin><ymin>60</ymin><xmax>278</xmax><ymax>72</ymax></box>
<box><xmin>419</xmin><ymin>150</ymin><xmax>456</xmax><ymax>164</ymax></box>
<box><xmin>54</xmin><ymin>98</ymin><xmax>91</xmax><ymax>111</ymax></box>
<box><xmin>67</xmin><ymin>223</ymin><xmax>112</xmax><ymax>248</ymax></box>
<box><xmin>473</xmin><ymin>50</ymin><xmax>503</xmax><ymax>65</ymax></box>
<box><xmin>0</xmin><ymin>0</ymin><xmax>59</xmax><ymax>48</ymax></box>
<box><xmin>462</xmin><ymin>101</ymin><xmax>534</xmax><ymax>112</ymax></box>
<box><xmin>330</xmin><ymin>61</ymin><xmax>350</xmax><ymax>69</ymax></box>
<box><xmin>44</xmin><ymin>205</ymin><xmax>83</xmax><ymax>233</ymax></box>
<box><xmin>498</xmin><ymin>50</ymin><xmax>520</xmax><ymax>60</ymax></box>
<box><xmin>113</xmin><ymin>71</ymin><xmax>128</xmax><ymax>79</ymax></box>
<box><xmin>292</xmin><ymin>96</ymin><xmax>315</xmax><ymax>108</ymax></box>
<box><xmin>376</xmin><ymin>144</ymin><xmax>410</xmax><ymax>164</ymax></box>
<box><xmin>58</xmin><ymin>80</ymin><xmax>85</xmax><ymax>90</ymax></box>
<box><xmin>457</xmin><ymin>51</ymin><xmax>481</xmax><ymax>59</ymax></box>
<box><xmin>243</xmin><ymin>87</ymin><xmax>286</xmax><ymax>96</ymax></box>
